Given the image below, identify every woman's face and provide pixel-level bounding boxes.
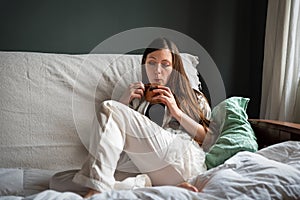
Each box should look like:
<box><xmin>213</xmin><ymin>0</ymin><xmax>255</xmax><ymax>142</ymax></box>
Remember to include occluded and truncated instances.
<box><xmin>145</xmin><ymin>49</ymin><xmax>173</xmax><ymax>85</ymax></box>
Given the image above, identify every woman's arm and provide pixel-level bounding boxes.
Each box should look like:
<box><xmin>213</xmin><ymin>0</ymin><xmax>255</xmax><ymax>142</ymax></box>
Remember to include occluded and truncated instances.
<box><xmin>173</xmin><ymin>109</ymin><xmax>207</xmax><ymax>144</ymax></box>
<box><xmin>152</xmin><ymin>86</ymin><xmax>207</xmax><ymax>143</ymax></box>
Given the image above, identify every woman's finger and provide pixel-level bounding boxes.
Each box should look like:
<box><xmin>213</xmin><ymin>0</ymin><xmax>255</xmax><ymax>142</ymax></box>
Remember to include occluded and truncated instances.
<box><xmin>130</xmin><ymin>82</ymin><xmax>145</xmax><ymax>90</ymax></box>
<box><xmin>131</xmin><ymin>93</ymin><xmax>143</xmax><ymax>100</ymax></box>
<box><xmin>152</xmin><ymin>88</ymin><xmax>172</xmax><ymax>97</ymax></box>
<box><xmin>133</xmin><ymin>88</ymin><xmax>144</xmax><ymax>96</ymax></box>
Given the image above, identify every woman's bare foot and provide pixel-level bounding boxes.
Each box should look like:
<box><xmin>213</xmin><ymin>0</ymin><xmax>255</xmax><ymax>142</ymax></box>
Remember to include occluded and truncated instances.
<box><xmin>83</xmin><ymin>189</ymin><xmax>101</xmax><ymax>198</ymax></box>
<box><xmin>177</xmin><ymin>182</ymin><xmax>199</xmax><ymax>192</ymax></box>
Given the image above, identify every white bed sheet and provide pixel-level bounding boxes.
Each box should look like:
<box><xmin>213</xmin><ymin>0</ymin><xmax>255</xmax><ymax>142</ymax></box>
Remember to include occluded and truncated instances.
<box><xmin>1</xmin><ymin>141</ymin><xmax>300</xmax><ymax>200</ymax></box>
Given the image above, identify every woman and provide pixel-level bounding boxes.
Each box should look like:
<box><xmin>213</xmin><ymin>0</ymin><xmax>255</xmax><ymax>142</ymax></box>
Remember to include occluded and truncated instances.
<box><xmin>52</xmin><ymin>38</ymin><xmax>211</xmax><ymax>197</ymax></box>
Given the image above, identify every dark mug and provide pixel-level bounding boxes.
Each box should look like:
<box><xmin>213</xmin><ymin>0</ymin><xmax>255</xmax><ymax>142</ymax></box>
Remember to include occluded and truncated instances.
<box><xmin>144</xmin><ymin>83</ymin><xmax>161</xmax><ymax>104</ymax></box>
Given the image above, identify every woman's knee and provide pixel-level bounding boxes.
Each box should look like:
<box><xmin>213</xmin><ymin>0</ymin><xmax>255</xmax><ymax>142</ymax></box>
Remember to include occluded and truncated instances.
<box><xmin>100</xmin><ymin>100</ymin><xmax>127</xmax><ymax>113</ymax></box>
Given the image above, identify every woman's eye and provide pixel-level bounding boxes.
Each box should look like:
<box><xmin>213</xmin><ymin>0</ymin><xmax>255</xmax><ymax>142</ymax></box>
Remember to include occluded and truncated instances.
<box><xmin>148</xmin><ymin>61</ymin><xmax>156</xmax><ymax>66</ymax></box>
<box><xmin>161</xmin><ymin>62</ymin><xmax>171</xmax><ymax>68</ymax></box>
<box><xmin>147</xmin><ymin>60</ymin><xmax>171</xmax><ymax>68</ymax></box>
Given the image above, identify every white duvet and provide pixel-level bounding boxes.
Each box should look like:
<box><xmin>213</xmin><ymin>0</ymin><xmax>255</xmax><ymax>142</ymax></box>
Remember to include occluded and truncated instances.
<box><xmin>1</xmin><ymin>141</ymin><xmax>300</xmax><ymax>200</ymax></box>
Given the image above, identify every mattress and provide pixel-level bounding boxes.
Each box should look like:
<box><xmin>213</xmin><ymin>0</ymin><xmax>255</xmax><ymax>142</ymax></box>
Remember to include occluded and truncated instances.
<box><xmin>1</xmin><ymin>141</ymin><xmax>299</xmax><ymax>199</ymax></box>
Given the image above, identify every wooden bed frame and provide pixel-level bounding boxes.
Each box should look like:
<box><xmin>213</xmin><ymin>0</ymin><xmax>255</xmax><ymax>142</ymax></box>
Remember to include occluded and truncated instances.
<box><xmin>249</xmin><ymin>119</ymin><xmax>300</xmax><ymax>149</ymax></box>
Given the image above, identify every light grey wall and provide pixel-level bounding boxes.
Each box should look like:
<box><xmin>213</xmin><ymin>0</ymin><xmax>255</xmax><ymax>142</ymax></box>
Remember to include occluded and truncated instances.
<box><xmin>0</xmin><ymin>0</ymin><xmax>268</xmax><ymax>118</ymax></box>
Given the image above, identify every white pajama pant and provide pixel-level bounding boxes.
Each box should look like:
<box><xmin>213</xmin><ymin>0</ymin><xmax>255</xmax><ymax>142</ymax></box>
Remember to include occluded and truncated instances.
<box><xmin>72</xmin><ymin>100</ymin><xmax>206</xmax><ymax>192</ymax></box>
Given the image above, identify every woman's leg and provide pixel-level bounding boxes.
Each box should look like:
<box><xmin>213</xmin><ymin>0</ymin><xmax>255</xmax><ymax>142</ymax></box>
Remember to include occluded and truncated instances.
<box><xmin>73</xmin><ymin>100</ymin><xmax>204</xmax><ymax>192</ymax></box>
<box><xmin>73</xmin><ymin>100</ymin><xmax>131</xmax><ymax>192</ymax></box>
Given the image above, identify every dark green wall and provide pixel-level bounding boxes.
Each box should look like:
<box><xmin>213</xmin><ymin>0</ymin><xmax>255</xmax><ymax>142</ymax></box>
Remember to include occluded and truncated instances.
<box><xmin>0</xmin><ymin>0</ymin><xmax>268</xmax><ymax>118</ymax></box>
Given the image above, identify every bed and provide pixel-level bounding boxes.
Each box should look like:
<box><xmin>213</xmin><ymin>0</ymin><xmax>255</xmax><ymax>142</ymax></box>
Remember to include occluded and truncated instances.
<box><xmin>0</xmin><ymin>51</ymin><xmax>300</xmax><ymax>200</ymax></box>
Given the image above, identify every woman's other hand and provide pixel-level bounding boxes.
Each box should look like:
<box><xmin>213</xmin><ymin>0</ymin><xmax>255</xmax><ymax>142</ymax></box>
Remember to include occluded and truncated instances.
<box><xmin>119</xmin><ymin>82</ymin><xmax>145</xmax><ymax>105</ymax></box>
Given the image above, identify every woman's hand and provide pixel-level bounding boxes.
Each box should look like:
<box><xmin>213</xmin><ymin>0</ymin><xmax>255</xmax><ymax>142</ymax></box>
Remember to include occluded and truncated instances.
<box><xmin>151</xmin><ymin>85</ymin><xmax>183</xmax><ymax>119</ymax></box>
<box><xmin>119</xmin><ymin>82</ymin><xmax>145</xmax><ymax>105</ymax></box>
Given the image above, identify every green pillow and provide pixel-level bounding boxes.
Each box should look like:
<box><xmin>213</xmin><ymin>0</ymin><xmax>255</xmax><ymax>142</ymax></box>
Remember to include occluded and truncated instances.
<box><xmin>205</xmin><ymin>97</ymin><xmax>258</xmax><ymax>169</ymax></box>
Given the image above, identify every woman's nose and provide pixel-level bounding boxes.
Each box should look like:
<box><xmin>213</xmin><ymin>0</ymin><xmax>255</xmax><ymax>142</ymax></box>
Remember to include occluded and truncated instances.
<box><xmin>154</xmin><ymin>64</ymin><xmax>162</xmax><ymax>74</ymax></box>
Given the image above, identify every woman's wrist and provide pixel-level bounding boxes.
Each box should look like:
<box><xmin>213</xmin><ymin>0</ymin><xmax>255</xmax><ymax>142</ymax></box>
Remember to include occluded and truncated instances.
<box><xmin>174</xmin><ymin>110</ymin><xmax>206</xmax><ymax>143</ymax></box>
<box><xmin>173</xmin><ymin>108</ymin><xmax>184</xmax><ymax>122</ymax></box>
<box><xmin>119</xmin><ymin>95</ymin><xmax>130</xmax><ymax>105</ymax></box>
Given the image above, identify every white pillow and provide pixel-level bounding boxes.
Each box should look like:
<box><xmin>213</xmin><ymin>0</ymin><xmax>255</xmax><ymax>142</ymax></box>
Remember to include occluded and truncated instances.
<box><xmin>180</xmin><ymin>53</ymin><xmax>201</xmax><ymax>91</ymax></box>
<box><xmin>0</xmin><ymin>168</ymin><xmax>23</xmax><ymax>196</ymax></box>
<box><xmin>0</xmin><ymin>168</ymin><xmax>56</xmax><ymax>196</ymax></box>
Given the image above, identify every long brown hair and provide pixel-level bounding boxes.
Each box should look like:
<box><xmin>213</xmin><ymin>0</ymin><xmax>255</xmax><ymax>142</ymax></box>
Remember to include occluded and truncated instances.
<box><xmin>141</xmin><ymin>38</ymin><xmax>210</xmax><ymax>131</ymax></box>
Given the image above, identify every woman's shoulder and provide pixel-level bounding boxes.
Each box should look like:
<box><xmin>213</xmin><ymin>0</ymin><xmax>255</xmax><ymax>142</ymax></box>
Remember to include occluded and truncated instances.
<box><xmin>194</xmin><ymin>90</ymin><xmax>211</xmax><ymax>119</ymax></box>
